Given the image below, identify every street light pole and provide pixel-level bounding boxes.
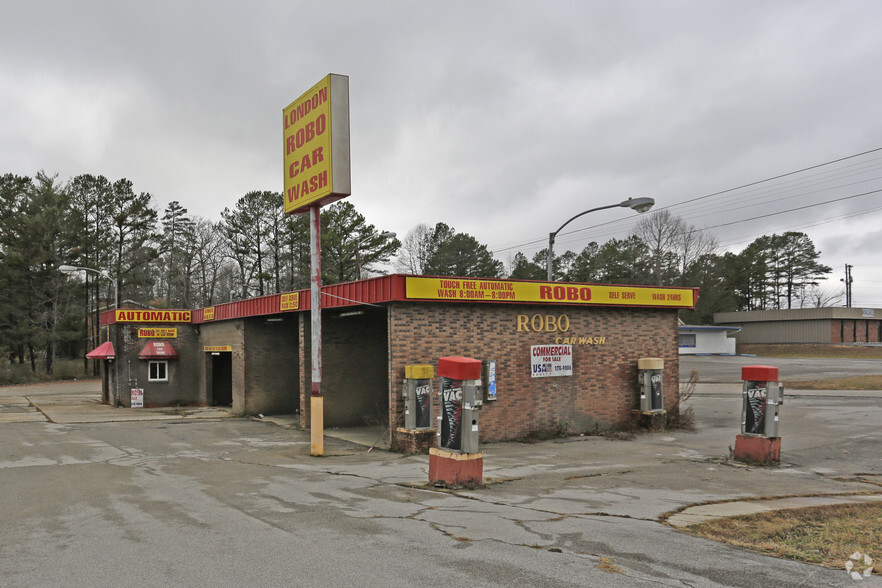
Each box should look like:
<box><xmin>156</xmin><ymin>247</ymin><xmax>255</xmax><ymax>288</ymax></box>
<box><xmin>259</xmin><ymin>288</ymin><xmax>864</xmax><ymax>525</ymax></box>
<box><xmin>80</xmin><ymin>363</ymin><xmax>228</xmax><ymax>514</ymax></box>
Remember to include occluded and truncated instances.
<box><xmin>546</xmin><ymin>197</ymin><xmax>655</xmax><ymax>282</ymax></box>
<box><xmin>58</xmin><ymin>264</ymin><xmax>119</xmax><ymax>406</ymax></box>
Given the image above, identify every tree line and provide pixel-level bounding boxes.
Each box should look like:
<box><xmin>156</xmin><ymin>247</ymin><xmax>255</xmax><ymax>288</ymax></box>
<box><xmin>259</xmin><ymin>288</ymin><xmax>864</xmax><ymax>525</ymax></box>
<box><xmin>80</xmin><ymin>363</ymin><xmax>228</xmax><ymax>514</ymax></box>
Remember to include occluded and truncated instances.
<box><xmin>1</xmin><ymin>171</ymin><xmax>834</xmax><ymax>373</ymax></box>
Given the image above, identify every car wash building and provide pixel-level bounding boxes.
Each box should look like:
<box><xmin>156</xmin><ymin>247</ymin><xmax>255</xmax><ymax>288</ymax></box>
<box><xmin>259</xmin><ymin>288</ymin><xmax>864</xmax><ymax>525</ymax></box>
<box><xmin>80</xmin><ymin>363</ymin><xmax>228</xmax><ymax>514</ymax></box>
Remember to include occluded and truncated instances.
<box><xmin>95</xmin><ymin>275</ymin><xmax>697</xmax><ymax>445</ymax></box>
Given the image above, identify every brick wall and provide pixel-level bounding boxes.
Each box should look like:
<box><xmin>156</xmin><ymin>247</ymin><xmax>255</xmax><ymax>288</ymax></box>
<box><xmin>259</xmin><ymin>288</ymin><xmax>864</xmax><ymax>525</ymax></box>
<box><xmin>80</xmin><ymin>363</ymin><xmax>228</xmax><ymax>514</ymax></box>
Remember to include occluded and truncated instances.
<box><xmin>200</xmin><ymin>320</ymin><xmax>245</xmax><ymax>412</ymax></box>
<box><xmin>115</xmin><ymin>323</ymin><xmax>201</xmax><ymax>407</ymax></box>
<box><xmin>388</xmin><ymin>302</ymin><xmax>679</xmax><ymax>443</ymax></box>
<box><xmin>242</xmin><ymin>317</ymin><xmax>300</xmax><ymax>415</ymax></box>
<box><xmin>299</xmin><ymin>307</ymin><xmax>389</xmax><ymax>427</ymax></box>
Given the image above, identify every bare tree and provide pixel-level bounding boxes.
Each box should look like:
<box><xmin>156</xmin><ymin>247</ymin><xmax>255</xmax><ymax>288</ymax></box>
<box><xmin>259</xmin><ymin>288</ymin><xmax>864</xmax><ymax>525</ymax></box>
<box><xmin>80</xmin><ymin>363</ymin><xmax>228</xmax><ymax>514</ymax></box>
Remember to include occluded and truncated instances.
<box><xmin>632</xmin><ymin>210</ymin><xmax>686</xmax><ymax>286</ymax></box>
<box><xmin>677</xmin><ymin>227</ymin><xmax>718</xmax><ymax>285</ymax></box>
<box><xmin>633</xmin><ymin>210</ymin><xmax>717</xmax><ymax>286</ymax></box>
<box><xmin>394</xmin><ymin>223</ymin><xmax>433</xmax><ymax>274</ymax></box>
<box><xmin>189</xmin><ymin>217</ymin><xmax>226</xmax><ymax>307</ymax></box>
<box><xmin>798</xmin><ymin>284</ymin><xmax>843</xmax><ymax>308</ymax></box>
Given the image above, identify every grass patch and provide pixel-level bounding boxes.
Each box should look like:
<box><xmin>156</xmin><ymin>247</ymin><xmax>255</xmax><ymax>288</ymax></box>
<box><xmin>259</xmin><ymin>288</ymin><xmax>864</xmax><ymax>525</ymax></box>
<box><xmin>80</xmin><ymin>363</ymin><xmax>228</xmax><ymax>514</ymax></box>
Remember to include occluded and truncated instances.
<box><xmin>740</xmin><ymin>344</ymin><xmax>882</xmax><ymax>360</ymax></box>
<box><xmin>595</xmin><ymin>556</ymin><xmax>624</xmax><ymax>574</ymax></box>
<box><xmin>0</xmin><ymin>359</ymin><xmax>93</xmax><ymax>386</ymax></box>
<box><xmin>784</xmin><ymin>375</ymin><xmax>882</xmax><ymax>390</ymax></box>
<box><xmin>686</xmin><ymin>502</ymin><xmax>882</xmax><ymax>572</ymax></box>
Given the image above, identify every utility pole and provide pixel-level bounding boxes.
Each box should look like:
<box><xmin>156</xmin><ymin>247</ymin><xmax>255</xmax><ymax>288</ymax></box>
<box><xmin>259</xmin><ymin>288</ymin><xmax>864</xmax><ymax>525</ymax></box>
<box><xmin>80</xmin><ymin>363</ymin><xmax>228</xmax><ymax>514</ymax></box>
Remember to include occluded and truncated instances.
<box><xmin>841</xmin><ymin>264</ymin><xmax>853</xmax><ymax>308</ymax></box>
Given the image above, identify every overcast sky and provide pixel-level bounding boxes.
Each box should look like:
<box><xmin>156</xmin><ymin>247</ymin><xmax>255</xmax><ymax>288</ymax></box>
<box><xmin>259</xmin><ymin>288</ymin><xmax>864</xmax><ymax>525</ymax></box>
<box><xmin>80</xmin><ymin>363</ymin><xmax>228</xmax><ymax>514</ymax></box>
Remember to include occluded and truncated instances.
<box><xmin>3</xmin><ymin>1</ymin><xmax>882</xmax><ymax>305</ymax></box>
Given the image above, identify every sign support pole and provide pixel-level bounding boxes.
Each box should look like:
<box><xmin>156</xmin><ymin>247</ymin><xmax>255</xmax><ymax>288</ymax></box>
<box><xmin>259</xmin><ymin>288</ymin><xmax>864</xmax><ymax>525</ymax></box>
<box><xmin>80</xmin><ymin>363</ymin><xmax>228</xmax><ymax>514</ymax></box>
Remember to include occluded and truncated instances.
<box><xmin>309</xmin><ymin>205</ymin><xmax>324</xmax><ymax>456</ymax></box>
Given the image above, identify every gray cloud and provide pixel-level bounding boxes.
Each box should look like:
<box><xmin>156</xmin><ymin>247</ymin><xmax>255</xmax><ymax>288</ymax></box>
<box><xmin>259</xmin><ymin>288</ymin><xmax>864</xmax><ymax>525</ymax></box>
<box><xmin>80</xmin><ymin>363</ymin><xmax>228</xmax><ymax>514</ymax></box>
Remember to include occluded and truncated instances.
<box><xmin>2</xmin><ymin>0</ymin><xmax>882</xmax><ymax>303</ymax></box>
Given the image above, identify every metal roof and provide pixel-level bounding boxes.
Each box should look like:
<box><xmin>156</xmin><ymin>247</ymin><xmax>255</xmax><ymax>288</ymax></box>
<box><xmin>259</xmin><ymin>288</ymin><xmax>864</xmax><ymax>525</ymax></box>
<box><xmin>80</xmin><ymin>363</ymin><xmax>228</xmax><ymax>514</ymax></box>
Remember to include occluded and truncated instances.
<box><xmin>101</xmin><ymin>274</ymin><xmax>697</xmax><ymax>325</ymax></box>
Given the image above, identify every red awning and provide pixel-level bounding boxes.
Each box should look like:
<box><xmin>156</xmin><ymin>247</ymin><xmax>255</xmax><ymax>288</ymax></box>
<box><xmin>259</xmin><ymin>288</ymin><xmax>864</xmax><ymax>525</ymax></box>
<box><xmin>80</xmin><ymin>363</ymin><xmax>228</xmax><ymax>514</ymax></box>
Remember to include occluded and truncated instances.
<box><xmin>138</xmin><ymin>341</ymin><xmax>178</xmax><ymax>359</ymax></box>
<box><xmin>86</xmin><ymin>341</ymin><xmax>115</xmax><ymax>360</ymax></box>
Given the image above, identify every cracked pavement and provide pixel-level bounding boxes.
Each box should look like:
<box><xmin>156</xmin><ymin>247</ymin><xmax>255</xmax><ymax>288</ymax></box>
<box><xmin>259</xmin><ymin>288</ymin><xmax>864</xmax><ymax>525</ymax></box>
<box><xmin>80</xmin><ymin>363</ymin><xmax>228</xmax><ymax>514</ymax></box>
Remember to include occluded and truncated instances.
<box><xmin>1</xmin><ymin>377</ymin><xmax>880</xmax><ymax>586</ymax></box>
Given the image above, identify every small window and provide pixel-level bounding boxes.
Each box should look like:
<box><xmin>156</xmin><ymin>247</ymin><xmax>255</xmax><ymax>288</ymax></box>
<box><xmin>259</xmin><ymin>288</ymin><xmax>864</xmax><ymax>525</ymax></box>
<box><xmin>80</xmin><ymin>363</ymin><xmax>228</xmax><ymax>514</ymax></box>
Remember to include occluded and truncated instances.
<box><xmin>148</xmin><ymin>361</ymin><xmax>168</xmax><ymax>382</ymax></box>
<box><xmin>678</xmin><ymin>333</ymin><xmax>697</xmax><ymax>348</ymax></box>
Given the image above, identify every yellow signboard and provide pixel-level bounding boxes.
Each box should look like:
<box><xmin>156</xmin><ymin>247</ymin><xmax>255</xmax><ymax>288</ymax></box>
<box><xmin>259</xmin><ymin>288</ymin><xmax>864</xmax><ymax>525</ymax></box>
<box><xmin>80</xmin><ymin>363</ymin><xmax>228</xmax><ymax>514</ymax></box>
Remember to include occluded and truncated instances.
<box><xmin>203</xmin><ymin>307</ymin><xmax>215</xmax><ymax>321</ymax></box>
<box><xmin>280</xmin><ymin>292</ymin><xmax>300</xmax><ymax>311</ymax></box>
<box><xmin>115</xmin><ymin>310</ymin><xmax>192</xmax><ymax>323</ymax></box>
<box><xmin>405</xmin><ymin>277</ymin><xmax>696</xmax><ymax>308</ymax></box>
<box><xmin>204</xmin><ymin>345</ymin><xmax>232</xmax><ymax>352</ymax></box>
<box><xmin>138</xmin><ymin>328</ymin><xmax>177</xmax><ymax>338</ymax></box>
<box><xmin>283</xmin><ymin>74</ymin><xmax>351</xmax><ymax>214</ymax></box>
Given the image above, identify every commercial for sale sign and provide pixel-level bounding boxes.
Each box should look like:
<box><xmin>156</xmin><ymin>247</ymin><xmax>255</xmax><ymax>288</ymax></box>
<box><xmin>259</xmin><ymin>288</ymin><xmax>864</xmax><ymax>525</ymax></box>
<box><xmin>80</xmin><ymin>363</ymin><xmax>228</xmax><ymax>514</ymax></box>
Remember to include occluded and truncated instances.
<box><xmin>531</xmin><ymin>344</ymin><xmax>573</xmax><ymax>378</ymax></box>
<box><xmin>405</xmin><ymin>277</ymin><xmax>697</xmax><ymax>308</ymax></box>
<box><xmin>283</xmin><ymin>74</ymin><xmax>351</xmax><ymax>214</ymax></box>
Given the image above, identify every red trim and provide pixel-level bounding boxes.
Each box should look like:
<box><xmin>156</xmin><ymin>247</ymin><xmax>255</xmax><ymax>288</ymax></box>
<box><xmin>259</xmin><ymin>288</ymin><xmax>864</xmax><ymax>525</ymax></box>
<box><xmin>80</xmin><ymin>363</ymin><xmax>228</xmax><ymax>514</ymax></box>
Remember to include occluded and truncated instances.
<box><xmin>86</xmin><ymin>341</ymin><xmax>115</xmax><ymax>360</ymax></box>
<box><xmin>742</xmin><ymin>365</ymin><xmax>778</xmax><ymax>381</ymax></box>
<box><xmin>98</xmin><ymin>275</ymin><xmax>699</xmax><ymax>326</ymax></box>
<box><xmin>138</xmin><ymin>341</ymin><xmax>178</xmax><ymax>359</ymax></box>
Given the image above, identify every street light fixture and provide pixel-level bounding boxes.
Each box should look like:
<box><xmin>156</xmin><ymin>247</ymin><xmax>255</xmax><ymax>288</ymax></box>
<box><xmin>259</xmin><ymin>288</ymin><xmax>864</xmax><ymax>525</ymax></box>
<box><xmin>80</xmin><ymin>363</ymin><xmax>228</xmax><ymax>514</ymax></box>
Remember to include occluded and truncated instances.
<box><xmin>58</xmin><ymin>264</ymin><xmax>118</xmax><ymax>309</ymax></box>
<box><xmin>546</xmin><ymin>197</ymin><xmax>655</xmax><ymax>282</ymax></box>
<box><xmin>59</xmin><ymin>263</ymin><xmax>120</xmax><ymax>406</ymax></box>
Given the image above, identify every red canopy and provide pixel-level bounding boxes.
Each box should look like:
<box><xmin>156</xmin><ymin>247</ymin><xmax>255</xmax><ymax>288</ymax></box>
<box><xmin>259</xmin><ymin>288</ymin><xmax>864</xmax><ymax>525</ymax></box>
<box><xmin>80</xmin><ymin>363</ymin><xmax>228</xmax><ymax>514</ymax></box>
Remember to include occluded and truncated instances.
<box><xmin>138</xmin><ymin>341</ymin><xmax>178</xmax><ymax>359</ymax></box>
<box><xmin>86</xmin><ymin>341</ymin><xmax>115</xmax><ymax>360</ymax></box>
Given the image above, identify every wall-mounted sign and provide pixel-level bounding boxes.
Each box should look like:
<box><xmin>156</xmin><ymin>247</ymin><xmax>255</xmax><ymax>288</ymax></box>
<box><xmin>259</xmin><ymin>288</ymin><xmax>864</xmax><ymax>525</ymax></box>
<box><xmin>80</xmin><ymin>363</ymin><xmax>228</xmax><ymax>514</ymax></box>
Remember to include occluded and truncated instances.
<box><xmin>530</xmin><ymin>344</ymin><xmax>573</xmax><ymax>378</ymax></box>
<box><xmin>204</xmin><ymin>345</ymin><xmax>232</xmax><ymax>352</ymax></box>
<box><xmin>131</xmin><ymin>388</ymin><xmax>144</xmax><ymax>408</ymax></box>
<box><xmin>406</xmin><ymin>277</ymin><xmax>697</xmax><ymax>309</ymax></box>
<box><xmin>283</xmin><ymin>73</ymin><xmax>351</xmax><ymax>214</ymax></box>
<box><xmin>280</xmin><ymin>292</ymin><xmax>300</xmax><ymax>311</ymax></box>
<box><xmin>203</xmin><ymin>307</ymin><xmax>215</xmax><ymax>321</ymax></box>
<box><xmin>138</xmin><ymin>328</ymin><xmax>177</xmax><ymax>338</ymax></box>
<box><xmin>115</xmin><ymin>310</ymin><xmax>191</xmax><ymax>323</ymax></box>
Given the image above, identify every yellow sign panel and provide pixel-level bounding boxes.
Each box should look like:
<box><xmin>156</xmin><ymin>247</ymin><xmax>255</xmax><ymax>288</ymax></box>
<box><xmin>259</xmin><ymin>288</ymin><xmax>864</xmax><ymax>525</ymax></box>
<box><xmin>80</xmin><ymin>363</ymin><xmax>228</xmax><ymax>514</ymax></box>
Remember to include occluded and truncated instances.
<box><xmin>115</xmin><ymin>310</ymin><xmax>192</xmax><ymax>323</ymax></box>
<box><xmin>283</xmin><ymin>74</ymin><xmax>350</xmax><ymax>214</ymax></box>
<box><xmin>204</xmin><ymin>345</ymin><xmax>232</xmax><ymax>352</ymax></box>
<box><xmin>280</xmin><ymin>292</ymin><xmax>300</xmax><ymax>311</ymax></box>
<box><xmin>405</xmin><ymin>277</ymin><xmax>696</xmax><ymax>308</ymax></box>
<box><xmin>138</xmin><ymin>328</ymin><xmax>177</xmax><ymax>338</ymax></box>
<box><xmin>203</xmin><ymin>307</ymin><xmax>215</xmax><ymax>321</ymax></box>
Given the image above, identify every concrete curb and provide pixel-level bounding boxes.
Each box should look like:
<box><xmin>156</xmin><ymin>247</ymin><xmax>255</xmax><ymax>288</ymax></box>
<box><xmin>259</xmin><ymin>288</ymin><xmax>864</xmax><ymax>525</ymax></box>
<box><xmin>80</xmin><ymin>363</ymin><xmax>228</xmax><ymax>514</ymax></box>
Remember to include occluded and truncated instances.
<box><xmin>666</xmin><ymin>493</ymin><xmax>882</xmax><ymax>528</ymax></box>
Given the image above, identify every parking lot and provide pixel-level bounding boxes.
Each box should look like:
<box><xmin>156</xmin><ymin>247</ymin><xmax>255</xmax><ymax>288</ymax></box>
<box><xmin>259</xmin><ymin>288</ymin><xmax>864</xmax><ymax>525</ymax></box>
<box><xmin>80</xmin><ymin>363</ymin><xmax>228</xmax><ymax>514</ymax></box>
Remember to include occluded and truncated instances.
<box><xmin>0</xmin><ymin>355</ymin><xmax>880</xmax><ymax>587</ymax></box>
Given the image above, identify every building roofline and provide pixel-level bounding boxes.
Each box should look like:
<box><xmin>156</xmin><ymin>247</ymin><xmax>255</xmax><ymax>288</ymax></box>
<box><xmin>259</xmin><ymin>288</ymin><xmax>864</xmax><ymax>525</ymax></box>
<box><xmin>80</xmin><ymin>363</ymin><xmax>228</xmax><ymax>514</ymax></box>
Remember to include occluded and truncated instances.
<box><xmin>102</xmin><ymin>275</ymin><xmax>699</xmax><ymax>325</ymax></box>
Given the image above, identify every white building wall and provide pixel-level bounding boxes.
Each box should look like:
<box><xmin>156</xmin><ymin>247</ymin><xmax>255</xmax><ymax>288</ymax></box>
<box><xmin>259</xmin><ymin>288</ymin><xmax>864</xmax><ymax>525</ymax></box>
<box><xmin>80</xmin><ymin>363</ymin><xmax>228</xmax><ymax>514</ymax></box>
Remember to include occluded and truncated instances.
<box><xmin>679</xmin><ymin>329</ymin><xmax>737</xmax><ymax>355</ymax></box>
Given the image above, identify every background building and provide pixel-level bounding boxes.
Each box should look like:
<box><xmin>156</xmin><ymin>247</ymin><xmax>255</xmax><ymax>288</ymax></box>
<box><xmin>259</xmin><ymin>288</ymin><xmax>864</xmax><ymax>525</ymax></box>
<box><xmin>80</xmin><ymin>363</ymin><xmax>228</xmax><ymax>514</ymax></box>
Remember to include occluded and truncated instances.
<box><xmin>714</xmin><ymin>307</ymin><xmax>882</xmax><ymax>345</ymax></box>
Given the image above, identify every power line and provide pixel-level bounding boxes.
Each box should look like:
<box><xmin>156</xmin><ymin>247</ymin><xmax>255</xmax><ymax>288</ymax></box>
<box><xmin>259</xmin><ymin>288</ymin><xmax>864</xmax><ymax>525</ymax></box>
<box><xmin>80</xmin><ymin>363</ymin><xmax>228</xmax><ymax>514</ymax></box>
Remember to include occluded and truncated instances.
<box><xmin>695</xmin><ymin>188</ymin><xmax>882</xmax><ymax>232</ymax></box>
<box><xmin>491</xmin><ymin>146</ymin><xmax>882</xmax><ymax>255</ymax></box>
<box><xmin>663</xmin><ymin>146</ymin><xmax>882</xmax><ymax>211</ymax></box>
<box><xmin>720</xmin><ymin>204</ymin><xmax>882</xmax><ymax>248</ymax></box>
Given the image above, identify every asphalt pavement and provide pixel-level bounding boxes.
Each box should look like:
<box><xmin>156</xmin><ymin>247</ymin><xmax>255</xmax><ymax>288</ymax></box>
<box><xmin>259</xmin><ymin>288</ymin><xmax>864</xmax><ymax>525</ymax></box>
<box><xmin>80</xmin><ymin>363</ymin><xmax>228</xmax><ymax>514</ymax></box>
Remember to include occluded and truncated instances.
<box><xmin>1</xmin><ymin>358</ymin><xmax>880</xmax><ymax>587</ymax></box>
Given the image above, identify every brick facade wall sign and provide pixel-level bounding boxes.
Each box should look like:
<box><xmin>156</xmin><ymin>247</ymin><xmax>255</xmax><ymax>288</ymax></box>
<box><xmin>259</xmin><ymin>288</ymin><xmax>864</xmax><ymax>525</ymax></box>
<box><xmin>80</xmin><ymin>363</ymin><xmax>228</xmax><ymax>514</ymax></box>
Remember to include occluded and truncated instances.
<box><xmin>114</xmin><ymin>310</ymin><xmax>192</xmax><ymax>323</ymax></box>
<box><xmin>406</xmin><ymin>277</ymin><xmax>696</xmax><ymax>308</ymax></box>
<box><xmin>138</xmin><ymin>328</ymin><xmax>177</xmax><ymax>338</ymax></box>
<box><xmin>204</xmin><ymin>345</ymin><xmax>233</xmax><ymax>352</ymax></box>
<box><xmin>280</xmin><ymin>292</ymin><xmax>300</xmax><ymax>311</ymax></box>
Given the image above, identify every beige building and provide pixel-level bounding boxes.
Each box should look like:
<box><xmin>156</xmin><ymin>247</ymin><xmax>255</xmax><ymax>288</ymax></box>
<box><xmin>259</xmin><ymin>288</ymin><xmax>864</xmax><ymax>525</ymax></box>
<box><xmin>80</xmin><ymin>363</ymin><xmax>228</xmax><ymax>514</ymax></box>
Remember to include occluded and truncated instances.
<box><xmin>714</xmin><ymin>307</ymin><xmax>882</xmax><ymax>344</ymax></box>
